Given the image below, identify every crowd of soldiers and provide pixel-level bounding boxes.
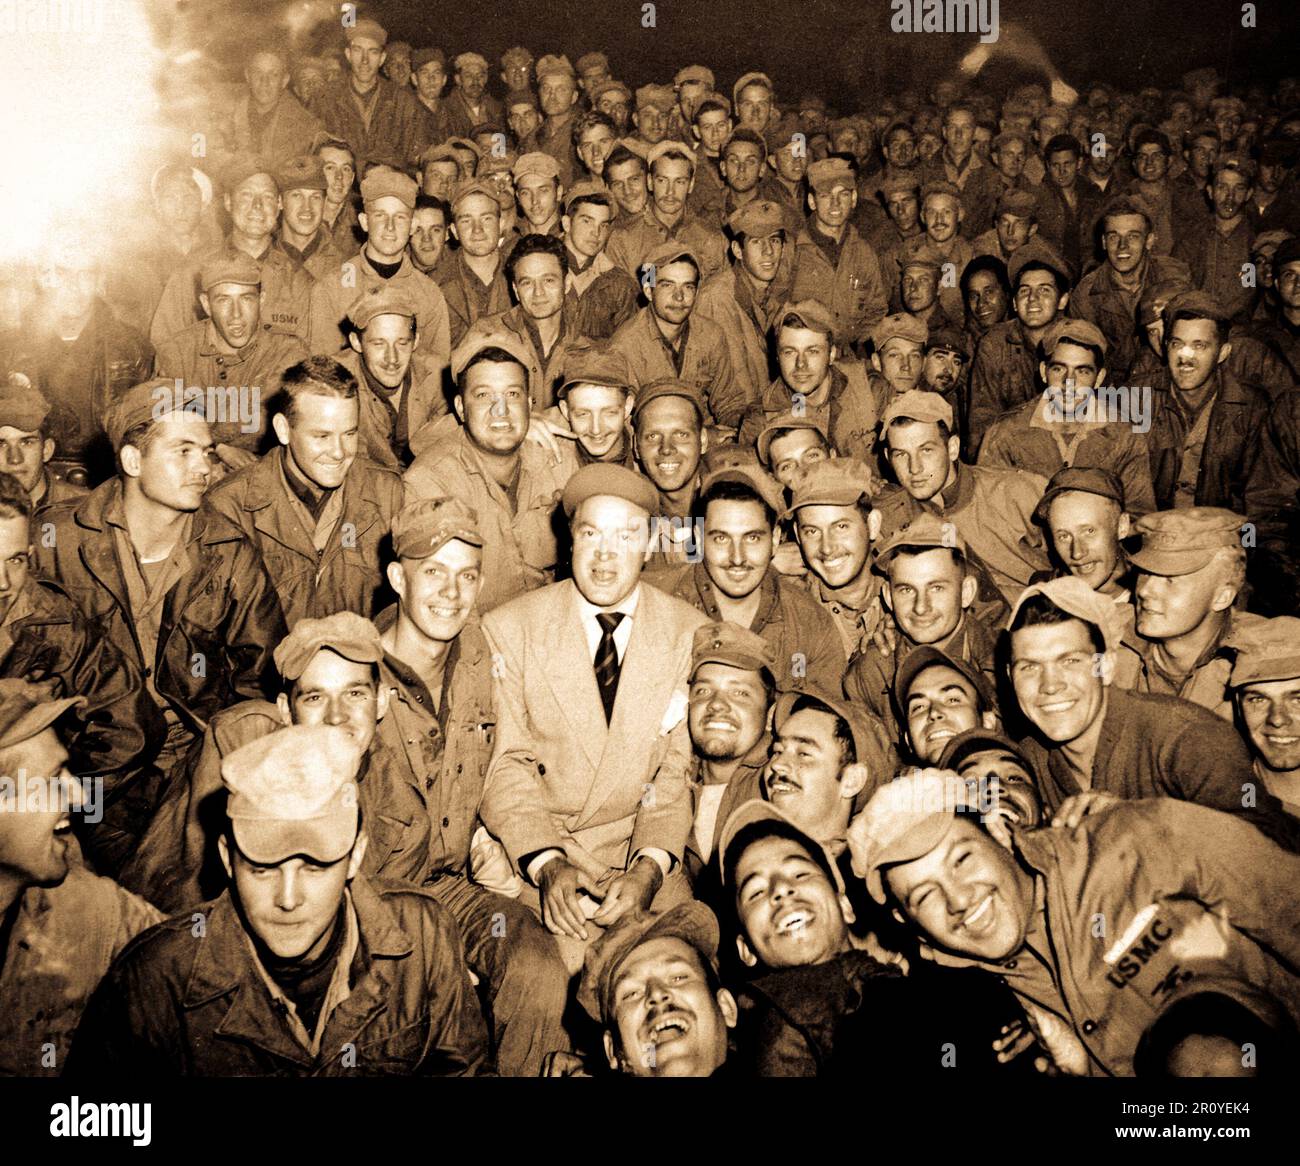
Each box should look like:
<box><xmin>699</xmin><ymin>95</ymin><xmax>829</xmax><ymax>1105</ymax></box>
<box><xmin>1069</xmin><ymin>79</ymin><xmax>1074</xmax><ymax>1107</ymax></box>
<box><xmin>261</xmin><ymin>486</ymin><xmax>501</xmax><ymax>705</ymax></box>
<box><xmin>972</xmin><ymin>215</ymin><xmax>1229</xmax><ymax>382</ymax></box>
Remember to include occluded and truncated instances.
<box><xmin>1</xmin><ymin>16</ymin><xmax>1300</xmax><ymax>1079</ymax></box>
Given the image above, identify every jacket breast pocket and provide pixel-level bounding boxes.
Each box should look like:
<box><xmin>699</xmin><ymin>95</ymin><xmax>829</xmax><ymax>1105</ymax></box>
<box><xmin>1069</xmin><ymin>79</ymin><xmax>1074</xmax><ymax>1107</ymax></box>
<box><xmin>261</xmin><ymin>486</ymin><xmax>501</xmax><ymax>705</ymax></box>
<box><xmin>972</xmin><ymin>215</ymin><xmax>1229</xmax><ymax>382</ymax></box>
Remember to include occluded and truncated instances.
<box><xmin>353</xmin><ymin>1015</ymin><xmax>431</xmax><ymax>1074</ymax></box>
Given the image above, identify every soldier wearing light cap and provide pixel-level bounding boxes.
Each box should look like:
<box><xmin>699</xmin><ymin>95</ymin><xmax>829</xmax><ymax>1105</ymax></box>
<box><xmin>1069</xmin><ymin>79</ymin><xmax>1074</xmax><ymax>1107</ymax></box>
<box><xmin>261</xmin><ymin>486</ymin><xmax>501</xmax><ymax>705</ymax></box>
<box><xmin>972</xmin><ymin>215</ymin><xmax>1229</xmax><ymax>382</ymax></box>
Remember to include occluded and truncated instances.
<box><xmin>869</xmin><ymin>310</ymin><xmax>928</xmax><ymax>399</ymax></box>
<box><xmin>575</xmin><ymin>51</ymin><xmax>610</xmax><ymax>94</ymax></box>
<box><xmin>333</xmin><ymin>284</ymin><xmax>448</xmax><ymax>469</ymax></box>
<box><xmin>970</xmin><ymin>186</ymin><xmax>1038</xmax><ymax>266</ymax></box>
<box><xmin>1033</xmin><ymin>464</ymin><xmax>1135</xmax><ymax>601</ymax></box>
<box><xmin>630</xmin><ymin>84</ymin><xmax>676</xmax><ymax>154</ymax></box>
<box><xmin>513</xmin><ymin>151</ymin><xmax>564</xmax><ymax>236</ymax></box>
<box><xmin>534</xmin><ymin>55</ymin><xmax>582</xmax><ymax>189</ymax></box>
<box><xmin>1006</xmin><ymin>574</ymin><xmax>1300</xmax><ymax>852</ymax></box>
<box><xmin>500</xmin><ymin>45</ymin><xmax>534</xmax><ymax>93</ymax></box>
<box><xmin>0</xmin><ymin>380</ymin><xmax>85</xmax><ymax>509</ymax></box>
<box><xmin>1226</xmin><ymin>616</ymin><xmax>1300</xmax><ymax>818</ymax></box>
<box><xmin>443</xmin><ymin>51</ymin><xmax>502</xmax><ymax>141</ymax></box>
<box><xmin>1128</xmin><ymin>507</ymin><xmax>1251</xmax><ymax>720</ymax></box>
<box><xmin>737</xmin><ymin>300</ymin><xmax>880</xmax><ymax>468</ymax></box>
<box><xmin>309</xmin><ymin>18</ymin><xmax>426</xmax><ymax>176</ymax></box>
<box><xmin>308</xmin><ymin>164</ymin><xmax>452</xmax><ymax>365</ymax></box>
<box><xmin>556</xmin><ymin>340</ymin><xmax>636</xmax><ymax>468</ymax></box>
<box><xmin>153</xmin><ymin>248</ymin><xmax>309</xmax><ymax>463</ymax></box>
<box><xmin>274</xmin><ymin>154</ymin><xmax>346</xmax><ymax>283</ymax></box>
<box><xmin>852</xmin><ymin>762</ymin><xmax>1300</xmax><ymax>1076</ymax></box>
<box><xmin>791</xmin><ymin>156</ymin><xmax>888</xmax><ymax>351</ymax></box>
<box><xmin>693</xmin><ymin>197</ymin><xmax>792</xmax><ymax>406</ymax></box>
<box><xmin>976</xmin><ymin>315</ymin><xmax>1157</xmax><ymax>517</ymax></box>
<box><xmin>69</xmin><ymin>720</ymin><xmax>491</xmax><ymax>1077</ymax></box>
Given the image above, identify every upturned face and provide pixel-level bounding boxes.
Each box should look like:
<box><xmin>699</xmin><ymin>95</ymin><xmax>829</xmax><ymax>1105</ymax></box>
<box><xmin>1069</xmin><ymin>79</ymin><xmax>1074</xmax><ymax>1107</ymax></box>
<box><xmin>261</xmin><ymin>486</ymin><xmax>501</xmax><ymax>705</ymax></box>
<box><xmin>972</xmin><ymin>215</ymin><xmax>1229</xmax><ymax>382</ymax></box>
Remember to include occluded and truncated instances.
<box><xmin>1010</xmin><ymin>619</ymin><xmax>1108</xmax><ymax>745</ymax></box>
<box><xmin>688</xmin><ymin>662</ymin><xmax>768</xmax><ymax>762</ymax></box>
<box><xmin>1238</xmin><ymin>678</ymin><xmax>1300</xmax><ymax>774</ymax></box>
<box><xmin>735</xmin><ymin>835</ymin><xmax>851</xmax><ymax>969</ymax></box>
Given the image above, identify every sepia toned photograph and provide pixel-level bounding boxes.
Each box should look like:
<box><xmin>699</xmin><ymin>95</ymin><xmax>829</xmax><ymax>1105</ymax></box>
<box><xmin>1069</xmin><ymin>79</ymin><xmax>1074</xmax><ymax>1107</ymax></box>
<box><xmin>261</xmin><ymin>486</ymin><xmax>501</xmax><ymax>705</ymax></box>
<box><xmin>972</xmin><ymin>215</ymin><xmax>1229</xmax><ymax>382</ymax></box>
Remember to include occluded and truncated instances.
<box><xmin>0</xmin><ymin>0</ymin><xmax>1297</xmax><ymax>1148</ymax></box>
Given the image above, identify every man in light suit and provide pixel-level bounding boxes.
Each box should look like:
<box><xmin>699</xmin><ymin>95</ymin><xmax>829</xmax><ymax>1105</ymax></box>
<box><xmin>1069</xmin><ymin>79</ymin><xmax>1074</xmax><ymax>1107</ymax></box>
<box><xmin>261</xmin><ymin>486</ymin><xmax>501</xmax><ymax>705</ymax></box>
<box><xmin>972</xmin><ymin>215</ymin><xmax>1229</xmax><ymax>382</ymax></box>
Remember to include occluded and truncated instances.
<box><xmin>480</xmin><ymin>463</ymin><xmax>710</xmax><ymax>970</ymax></box>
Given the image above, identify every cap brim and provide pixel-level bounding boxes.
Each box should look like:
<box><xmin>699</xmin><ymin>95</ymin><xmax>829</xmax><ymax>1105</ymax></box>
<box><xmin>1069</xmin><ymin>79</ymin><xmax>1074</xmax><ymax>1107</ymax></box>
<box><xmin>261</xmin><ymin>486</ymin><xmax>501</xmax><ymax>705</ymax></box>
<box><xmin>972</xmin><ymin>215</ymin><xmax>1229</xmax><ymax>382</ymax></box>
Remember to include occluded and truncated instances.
<box><xmin>867</xmin><ymin>814</ymin><xmax>958</xmax><ymax>904</ymax></box>
<box><xmin>1126</xmin><ymin>546</ymin><xmax>1216</xmax><ymax>576</ymax></box>
<box><xmin>231</xmin><ymin>814</ymin><xmax>358</xmax><ymax>866</ymax></box>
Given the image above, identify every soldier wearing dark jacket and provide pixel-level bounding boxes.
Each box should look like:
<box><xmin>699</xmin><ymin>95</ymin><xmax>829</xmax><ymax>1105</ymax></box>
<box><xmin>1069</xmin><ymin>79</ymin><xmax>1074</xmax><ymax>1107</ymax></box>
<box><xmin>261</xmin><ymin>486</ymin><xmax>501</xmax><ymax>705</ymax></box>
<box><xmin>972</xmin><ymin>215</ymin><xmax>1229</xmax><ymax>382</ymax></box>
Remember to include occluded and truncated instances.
<box><xmin>68</xmin><ymin>724</ymin><xmax>490</xmax><ymax>1077</ymax></box>
<box><xmin>36</xmin><ymin>381</ymin><xmax>285</xmax><ymax>872</ymax></box>
<box><xmin>202</xmin><ymin>358</ymin><xmax>402</xmax><ymax>627</ymax></box>
<box><xmin>1146</xmin><ymin>292</ymin><xmax>1270</xmax><ymax>512</ymax></box>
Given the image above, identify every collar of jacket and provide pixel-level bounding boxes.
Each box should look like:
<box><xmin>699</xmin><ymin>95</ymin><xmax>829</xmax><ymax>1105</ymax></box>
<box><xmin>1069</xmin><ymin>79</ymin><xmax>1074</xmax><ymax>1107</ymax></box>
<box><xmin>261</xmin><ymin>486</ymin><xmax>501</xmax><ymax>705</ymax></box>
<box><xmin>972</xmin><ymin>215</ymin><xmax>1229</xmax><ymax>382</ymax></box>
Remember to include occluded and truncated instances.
<box><xmin>930</xmin><ymin>460</ymin><xmax>975</xmax><ymax>513</ymax></box>
<box><xmin>181</xmin><ymin>877</ymin><xmax>413</xmax><ymax>1013</ymax></box>
<box><xmin>73</xmin><ymin>477</ymin><xmax>240</xmax><ymax>550</ymax></box>
<box><xmin>373</xmin><ymin>601</ymin><xmax>492</xmax><ymax>719</ymax></box>
<box><xmin>197</xmin><ymin>319</ymin><xmax>268</xmax><ymax>364</ymax></box>
<box><xmin>235</xmin><ymin>447</ymin><xmax>384</xmax><ymax>532</ymax></box>
<box><xmin>690</xmin><ymin>559</ymin><xmax>782</xmax><ymax>629</ymax></box>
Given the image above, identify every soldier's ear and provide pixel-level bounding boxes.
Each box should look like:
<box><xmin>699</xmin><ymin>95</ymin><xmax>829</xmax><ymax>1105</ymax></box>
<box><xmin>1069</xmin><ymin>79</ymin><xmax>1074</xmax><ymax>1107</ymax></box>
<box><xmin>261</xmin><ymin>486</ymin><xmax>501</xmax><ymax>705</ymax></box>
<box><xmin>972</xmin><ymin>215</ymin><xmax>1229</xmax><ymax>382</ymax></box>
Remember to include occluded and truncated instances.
<box><xmin>386</xmin><ymin>560</ymin><xmax>406</xmax><ymax>596</ymax></box>
<box><xmin>736</xmin><ymin>934</ymin><xmax>758</xmax><ymax>968</ymax></box>
<box><xmin>41</xmin><ymin>438</ymin><xmax>55</xmax><ymax>465</ymax></box>
<box><xmin>375</xmin><ymin>682</ymin><xmax>390</xmax><ymax>721</ymax></box>
<box><xmin>271</xmin><ymin>412</ymin><xmax>291</xmax><ymax>446</ymax></box>
<box><xmin>217</xmin><ymin>834</ymin><xmax>233</xmax><ymax>879</ymax></box>
<box><xmin>602</xmin><ymin>1031</ymin><xmax>620</xmax><ymax>1071</ymax></box>
<box><xmin>946</xmin><ymin>434</ymin><xmax>961</xmax><ymax>463</ymax></box>
<box><xmin>348</xmin><ymin>331</ymin><xmax>363</xmax><ymax>354</ymax></box>
<box><xmin>960</xmin><ymin>574</ymin><xmax>978</xmax><ymax>610</ymax></box>
<box><xmin>453</xmin><ymin>395</ymin><xmax>466</xmax><ymax>425</ymax></box>
<box><xmin>838</xmin><ymin>894</ymin><xmax>856</xmax><ymax>927</ymax></box>
<box><xmin>868</xmin><ymin>508</ymin><xmax>883</xmax><ymax>543</ymax></box>
<box><xmin>561</xmin><ymin>214</ymin><xmax>572</xmax><ymax>236</ymax></box>
<box><xmin>730</xmin><ymin>239</ymin><xmax>743</xmax><ymax>263</ymax></box>
<box><xmin>717</xmin><ymin>988</ymin><xmax>739</xmax><ymax>1029</ymax></box>
<box><xmin>358</xmin><ymin>212</ymin><xmax>369</xmax><ymax>235</ymax></box>
<box><xmin>199</xmin><ymin>293</ymin><xmax>211</xmax><ymax>319</ymax></box>
<box><xmin>1216</xmin><ymin>341</ymin><xmax>1232</xmax><ymax>365</ymax></box>
<box><xmin>881</xmin><ymin>580</ymin><xmax>894</xmax><ymax>612</ymax></box>
<box><xmin>276</xmin><ymin>692</ymin><xmax>293</xmax><ymax>725</ymax></box>
<box><xmin>1116</xmin><ymin>512</ymin><xmax>1132</xmax><ymax>540</ymax></box>
<box><xmin>119</xmin><ymin>443</ymin><xmax>142</xmax><ymax>478</ymax></box>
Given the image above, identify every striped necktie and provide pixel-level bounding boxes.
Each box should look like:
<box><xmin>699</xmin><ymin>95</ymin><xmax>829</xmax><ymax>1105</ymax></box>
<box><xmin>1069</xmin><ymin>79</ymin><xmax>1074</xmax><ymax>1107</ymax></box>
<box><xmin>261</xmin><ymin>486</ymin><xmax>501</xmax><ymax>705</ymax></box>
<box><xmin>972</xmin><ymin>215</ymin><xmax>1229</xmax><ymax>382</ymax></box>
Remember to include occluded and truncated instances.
<box><xmin>594</xmin><ymin>612</ymin><xmax>626</xmax><ymax>723</ymax></box>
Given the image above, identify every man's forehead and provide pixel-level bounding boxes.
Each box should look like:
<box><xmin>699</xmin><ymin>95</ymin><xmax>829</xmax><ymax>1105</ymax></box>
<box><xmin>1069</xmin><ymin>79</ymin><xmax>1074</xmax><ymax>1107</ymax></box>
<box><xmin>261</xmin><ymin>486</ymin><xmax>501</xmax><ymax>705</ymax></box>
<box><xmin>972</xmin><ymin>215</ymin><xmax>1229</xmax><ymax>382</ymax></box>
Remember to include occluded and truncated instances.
<box><xmin>769</xmin><ymin>428</ymin><xmax>825</xmax><ymax>457</ymax></box>
<box><xmin>737</xmin><ymin>835</ymin><xmax>824</xmax><ymax>880</ymax></box>
<box><xmin>464</xmin><ymin>362</ymin><xmax>526</xmax><ymax>392</ymax></box>
<box><xmin>296</xmin><ymin>647</ymin><xmax>376</xmax><ymax>687</ymax></box>
<box><xmin>1010</xmin><ymin>617</ymin><xmax>1094</xmax><ymax>655</ymax></box>
<box><xmin>907</xmin><ymin>664</ymin><xmax>976</xmax><ymax>702</ymax></box>
<box><xmin>880</xmin><ymin>337</ymin><xmax>924</xmax><ymax>357</ymax></box>
<box><xmin>614</xmin><ymin>936</ymin><xmax>704</xmax><ymax>985</ymax></box>
<box><xmin>1242</xmin><ymin>677</ymin><xmax>1300</xmax><ymax>697</ymax></box>
<box><xmin>779</xmin><ymin>705</ymin><xmax>838</xmax><ymax>741</ymax></box>
<box><xmin>691</xmin><ymin>660</ymin><xmax>764</xmax><ymax>688</ymax></box>
<box><xmin>797</xmin><ymin>502</ymin><xmax>863</xmax><ymax>526</ymax></box>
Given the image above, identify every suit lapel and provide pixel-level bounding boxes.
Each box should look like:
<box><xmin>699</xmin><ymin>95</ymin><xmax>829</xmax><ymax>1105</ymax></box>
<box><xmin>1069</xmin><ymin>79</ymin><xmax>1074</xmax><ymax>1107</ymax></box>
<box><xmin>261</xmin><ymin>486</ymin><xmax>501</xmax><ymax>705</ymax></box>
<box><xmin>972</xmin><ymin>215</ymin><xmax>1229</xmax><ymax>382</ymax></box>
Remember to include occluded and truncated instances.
<box><xmin>541</xmin><ymin>582</ymin><xmax>607</xmax><ymax>773</ymax></box>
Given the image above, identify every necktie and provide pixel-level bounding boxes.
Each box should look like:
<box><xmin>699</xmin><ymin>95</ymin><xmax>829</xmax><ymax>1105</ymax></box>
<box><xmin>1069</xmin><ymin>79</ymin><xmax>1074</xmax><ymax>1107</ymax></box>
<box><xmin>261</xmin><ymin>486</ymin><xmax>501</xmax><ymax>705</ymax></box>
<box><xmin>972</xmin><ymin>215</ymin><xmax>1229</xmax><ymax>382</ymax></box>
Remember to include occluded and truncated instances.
<box><xmin>594</xmin><ymin>612</ymin><xmax>625</xmax><ymax>723</ymax></box>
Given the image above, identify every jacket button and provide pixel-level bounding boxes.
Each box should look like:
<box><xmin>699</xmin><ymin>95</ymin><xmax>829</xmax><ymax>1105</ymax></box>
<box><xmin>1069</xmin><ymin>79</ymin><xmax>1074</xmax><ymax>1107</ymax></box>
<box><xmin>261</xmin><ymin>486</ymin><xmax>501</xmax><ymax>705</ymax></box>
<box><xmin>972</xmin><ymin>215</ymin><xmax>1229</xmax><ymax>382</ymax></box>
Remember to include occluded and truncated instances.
<box><xmin>442</xmin><ymin>816</ymin><xmax>450</xmax><ymax>827</ymax></box>
<box><xmin>1082</xmin><ymin>1020</ymin><xmax>1097</xmax><ymax>1035</ymax></box>
<box><xmin>537</xmin><ymin>763</ymin><xmax>546</xmax><ymax>775</ymax></box>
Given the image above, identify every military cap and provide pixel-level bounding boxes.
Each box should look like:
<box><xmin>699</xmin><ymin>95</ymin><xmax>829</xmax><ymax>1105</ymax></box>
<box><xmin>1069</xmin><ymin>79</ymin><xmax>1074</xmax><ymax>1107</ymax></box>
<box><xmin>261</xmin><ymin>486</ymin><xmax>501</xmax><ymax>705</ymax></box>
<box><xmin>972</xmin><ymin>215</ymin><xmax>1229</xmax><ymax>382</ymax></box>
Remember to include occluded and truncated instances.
<box><xmin>1039</xmin><ymin>316</ymin><xmax>1108</xmax><ymax>359</ymax></box>
<box><xmin>873</xmin><ymin>511</ymin><xmax>967</xmax><ymax>572</ymax></box>
<box><xmin>0</xmin><ymin>678</ymin><xmax>84</xmax><ymax>752</ymax></box>
<box><xmin>920</xmin><ymin>179</ymin><xmax>963</xmax><ymax>204</ymax></box>
<box><xmin>772</xmin><ymin>688</ymin><xmax>891</xmax><ymax>798</ymax></box>
<box><xmin>221</xmin><ymin>153</ymin><xmax>278</xmax><ymax>194</ymax></box>
<box><xmin>446</xmin><ymin>136</ymin><xmax>484</xmax><ymax>160</ymax></box>
<box><xmin>412</xmin><ymin>46</ymin><xmax>446</xmax><ymax>71</ymax></box>
<box><xmin>641</xmin><ymin>239</ymin><xmax>701</xmax><ymax>274</ymax></box>
<box><xmin>718</xmin><ymin>799</ymin><xmax>845</xmax><ymax>896</ymax></box>
<box><xmin>937</xmin><ymin>727</ymin><xmax>1037</xmax><ymax>776</ymax></box>
<box><xmin>632</xmin><ymin>377</ymin><xmax>706</xmax><ymax>425</ymax></box>
<box><xmin>451</xmin><ymin>178</ymin><xmax>508</xmax><ymax>212</ymax></box>
<box><xmin>893</xmin><ymin>646</ymin><xmax>996</xmax><ymax>725</ymax></box>
<box><xmin>454</xmin><ymin>51</ymin><xmax>488</xmax><ymax>72</ymax></box>
<box><xmin>870</xmin><ymin>312</ymin><xmax>928</xmax><ymax>351</ymax></box>
<box><xmin>690</xmin><ymin>620</ymin><xmax>779</xmax><ymax>680</ymax></box>
<box><xmin>674</xmin><ymin>65</ymin><xmax>714</xmax><ymax>88</ymax></box>
<box><xmin>636</xmin><ymin>83</ymin><xmax>675</xmax><ymax>113</ymax></box>
<box><xmin>575</xmin><ymin>52</ymin><xmax>609</xmax><ymax>76</ymax></box>
<box><xmin>479</xmin><ymin>150</ymin><xmax>518</xmax><ymax>178</ymax></box>
<box><xmin>560</xmin><ymin>462</ymin><xmax>660</xmax><ymax>518</ymax></box>
<box><xmin>578</xmin><ymin>901</ymin><xmax>720</xmax><ymax>1023</ymax></box>
<box><xmin>562</xmin><ymin>179</ymin><xmax>613</xmax><ymax>213</ymax></box>
<box><xmin>755</xmin><ymin>411</ymin><xmax>830</xmax><ymax>468</ymax></box>
<box><xmin>277</xmin><ymin>154</ymin><xmax>327</xmax><ymax>193</ymax></box>
<box><xmin>732</xmin><ymin>71</ymin><xmax>774</xmax><ymax>107</ymax></box>
<box><xmin>391</xmin><ymin>497</ymin><xmax>484</xmax><ymax>561</ymax></box>
<box><xmin>419</xmin><ymin>142</ymin><xmax>462</xmax><ymax>168</ymax></box>
<box><xmin>590</xmin><ymin>78</ymin><xmax>631</xmax><ymax>106</ymax></box>
<box><xmin>763</xmin><ymin>112</ymin><xmax>805</xmax><ymax>156</ymax></box>
<box><xmin>450</xmin><ymin>326</ymin><xmax>532</xmax><ymax>380</ymax></box>
<box><xmin>1033</xmin><ymin>464</ymin><xmax>1126</xmax><ymax>525</ymax></box>
<box><xmin>222</xmin><ymin>725</ymin><xmax>362</xmax><ymax>866</ymax></box>
<box><xmin>899</xmin><ymin>245</ymin><xmax>943</xmax><ymax>273</ymax></box>
<box><xmin>848</xmin><ymin>766</ymin><xmax>984</xmax><ymax>903</ymax></box>
<box><xmin>1212</xmin><ymin>153</ymin><xmax>1256</xmax><ymax>183</ymax></box>
<box><xmin>925</xmin><ymin>324</ymin><xmax>968</xmax><ymax>357</ymax></box>
<box><xmin>880</xmin><ymin>171</ymin><xmax>922</xmax><ymax>197</ymax></box>
<box><xmin>1126</xmin><ymin>507</ymin><xmax>1246</xmax><ymax>577</ymax></box>
<box><xmin>699</xmin><ymin>462</ymin><xmax>785</xmax><ymax>518</ymax></box>
<box><xmin>501</xmin><ymin>45</ymin><xmax>533</xmax><ymax>68</ymax></box>
<box><xmin>785</xmin><ymin>457</ymin><xmax>874</xmax><ymax>515</ymax></box>
<box><xmin>1272</xmin><ymin>236</ymin><xmax>1300</xmax><ymax>272</ymax></box>
<box><xmin>1162</xmin><ymin>288</ymin><xmax>1227</xmax><ymax>328</ymax></box>
<box><xmin>727</xmin><ymin>198</ymin><xmax>786</xmax><ymax>239</ymax></box>
<box><xmin>1226</xmin><ymin>617</ymin><xmax>1300</xmax><ymax>687</ymax></box>
<box><xmin>512</xmin><ymin>151</ymin><xmax>560</xmax><ymax>182</ymax></box>
<box><xmin>104</xmin><ymin>378</ymin><xmax>192</xmax><ymax>450</ymax></box>
<box><xmin>360</xmin><ymin>165</ymin><xmax>417</xmax><ymax>208</ymax></box>
<box><xmin>807</xmin><ymin>156</ymin><xmax>855</xmax><ymax>193</ymax></box>
<box><xmin>0</xmin><ymin>382</ymin><xmax>51</xmax><ymax>432</ymax></box>
<box><xmin>776</xmin><ymin>298</ymin><xmax>835</xmax><ymax>337</ymax></box>
<box><xmin>1138</xmin><ymin>277</ymin><xmax>1191</xmax><ymax>327</ymax></box>
<box><xmin>558</xmin><ymin>341</ymin><xmax>630</xmax><ymax>396</ymax></box>
<box><xmin>995</xmin><ymin>187</ymin><xmax>1038</xmax><ymax>219</ymax></box>
<box><xmin>505</xmin><ymin>88</ymin><xmax>539</xmax><ymax>112</ymax></box>
<box><xmin>346</xmin><ymin>285</ymin><xmax>416</xmax><ymax>331</ymax></box>
<box><xmin>1007</xmin><ymin>575</ymin><xmax>1128</xmax><ymax>652</ymax></box>
<box><xmin>880</xmin><ymin>389</ymin><xmax>953</xmax><ymax>430</ymax></box>
<box><xmin>1008</xmin><ymin>237</ymin><xmax>1070</xmax><ymax>287</ymax></box>
<box><xmin>273</xmin><ymin>611</ymin><xmax>385</xmax><ymax>681</ymax></box>
<box><xmin>199</xmin><ymin>250</ymin><xmax>262</xmax><ymax>292</ymax></box>
<box><xmin>535</xmin><ymin>54</ymin><xmax>575</xmax><ymax>80</ymax></box>
<box><xmin>345</xmin><ymin>18</ymin><xmax>387</xmax><ymax>47</ymax></box>
<box><xmin>646</xmin><ymin>140</ymin><xmax>697</xmax><ymax>171</ymax></box>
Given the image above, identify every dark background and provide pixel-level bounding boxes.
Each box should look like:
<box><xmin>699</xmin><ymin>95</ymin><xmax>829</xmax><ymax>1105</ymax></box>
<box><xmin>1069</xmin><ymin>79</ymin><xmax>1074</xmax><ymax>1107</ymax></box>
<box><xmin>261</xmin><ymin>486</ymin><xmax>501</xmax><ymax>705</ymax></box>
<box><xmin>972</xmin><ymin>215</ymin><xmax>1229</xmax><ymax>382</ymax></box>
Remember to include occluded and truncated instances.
<box><xmin>162</xmin><ymin>0</ymin><xmax>1300</xmax><ymax>107</ymax></box>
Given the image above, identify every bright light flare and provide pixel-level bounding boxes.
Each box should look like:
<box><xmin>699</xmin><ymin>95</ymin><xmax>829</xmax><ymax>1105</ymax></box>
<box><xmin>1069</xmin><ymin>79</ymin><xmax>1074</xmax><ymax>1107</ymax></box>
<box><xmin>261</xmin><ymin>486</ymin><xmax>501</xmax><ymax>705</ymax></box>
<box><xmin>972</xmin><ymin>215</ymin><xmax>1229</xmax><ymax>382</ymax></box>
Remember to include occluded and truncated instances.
<box><xmin>0</xmin><ymin>0</ymin><xmax>162</xmax><ymax>262</ymax></box>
